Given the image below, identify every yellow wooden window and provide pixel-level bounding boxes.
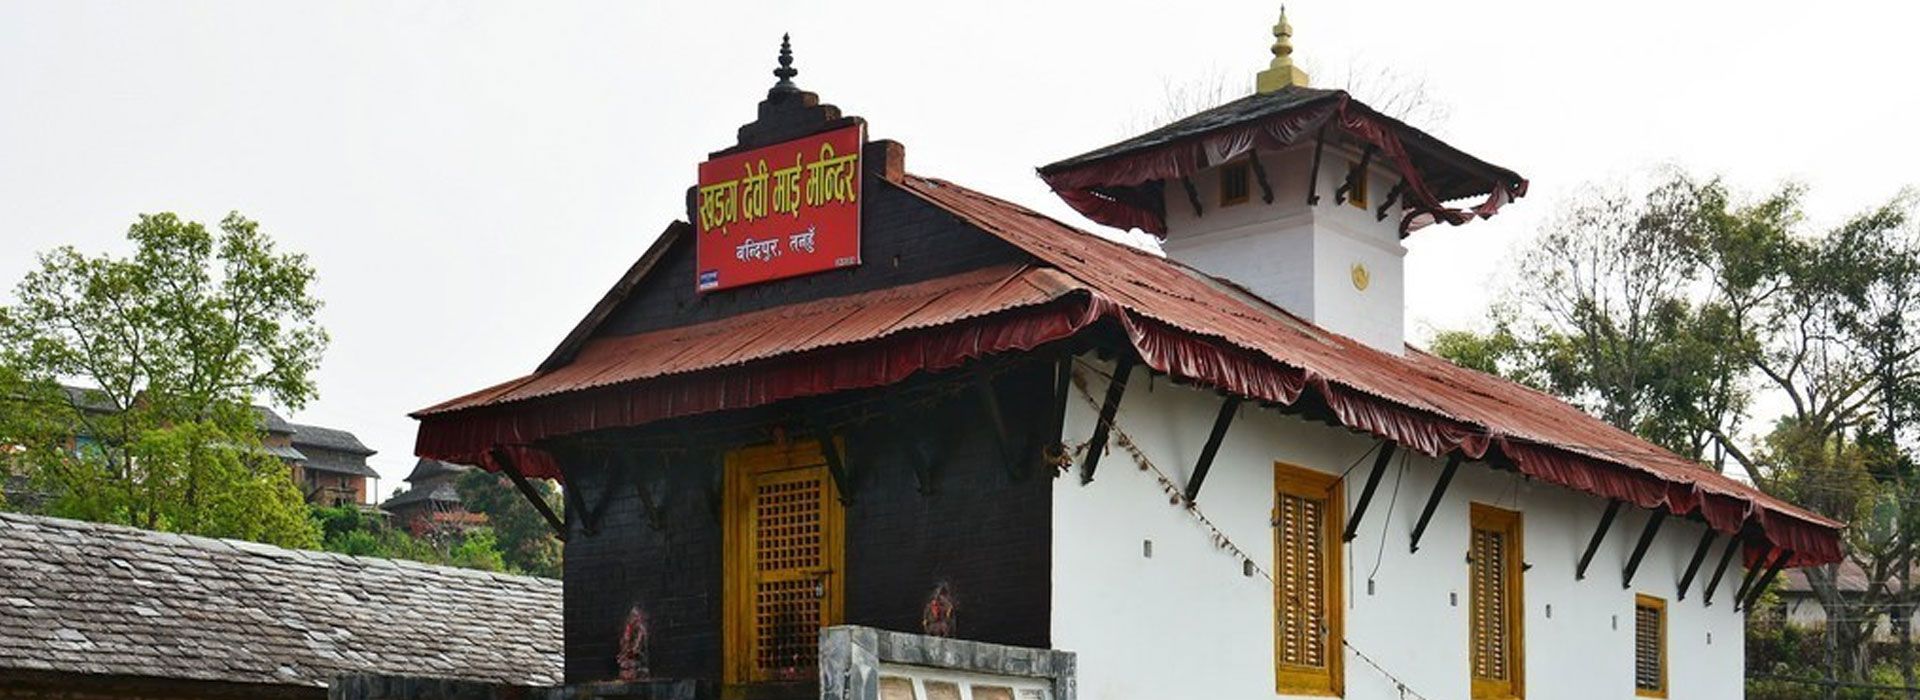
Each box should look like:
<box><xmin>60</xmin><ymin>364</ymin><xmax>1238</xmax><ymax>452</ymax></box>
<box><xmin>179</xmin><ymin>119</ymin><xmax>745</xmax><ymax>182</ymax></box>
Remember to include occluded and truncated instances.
<box><xmin>1345</xmin><ymin>161</ymin><xmax>1369</xmax><ymax>209</ymax></box>
<box><xmin>723</xmin><ymin>440</ymin><xmax>845</xmax><ymax>685</ymax></box>
<box><xmin>1220</xmin><ymin>161</ymin><xmax>1252</xmax><ymax>207</ymax></box>
<box><xmin>1635</xmin><ymin>595</ymin><xmax>1668</xmax><ymax>698</ymax></box>
<box><xmin>1274</xmin><ymin>462</ymin><xmax>1343</xmax><ymax>696</ymax></box>
<box><xmin>1469</xmin><ymin>503</ymin><xmax>1524</xmax><ymax>700</ymax></box>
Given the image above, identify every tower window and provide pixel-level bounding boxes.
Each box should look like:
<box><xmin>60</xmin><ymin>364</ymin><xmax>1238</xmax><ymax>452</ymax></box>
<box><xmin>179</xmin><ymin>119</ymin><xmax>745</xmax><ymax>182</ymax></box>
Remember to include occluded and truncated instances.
<box><xmin>1345</xmin><ymin>161</ymin><xmax>1369</xmax><ymax>209</ymax></box>
<box><xmin>1220</xmin><ymin>161</ymin><xmax>1252</xmax><ymax>207</ymax></box>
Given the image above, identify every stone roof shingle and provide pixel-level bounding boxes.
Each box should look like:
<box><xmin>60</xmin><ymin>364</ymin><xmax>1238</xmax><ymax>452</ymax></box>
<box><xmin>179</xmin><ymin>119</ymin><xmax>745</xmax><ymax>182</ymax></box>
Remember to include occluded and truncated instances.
<box><xmin>0</xmin><ymin>512</ymin><xmax>561</xmax><ymax>688</ymax></box>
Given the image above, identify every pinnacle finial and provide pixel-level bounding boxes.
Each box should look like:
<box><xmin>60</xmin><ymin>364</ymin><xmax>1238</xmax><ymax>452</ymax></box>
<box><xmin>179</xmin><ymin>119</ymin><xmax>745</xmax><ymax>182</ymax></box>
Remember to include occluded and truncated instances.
<box><xmin>1256</xmin><ymin>6</ymin><xmax>1310</xmax><ymax>92</ymax></box>
<box><xmin>771</xmin><ymin>33</ymin><xmax>799</xmax><ymax>94</ymax></box>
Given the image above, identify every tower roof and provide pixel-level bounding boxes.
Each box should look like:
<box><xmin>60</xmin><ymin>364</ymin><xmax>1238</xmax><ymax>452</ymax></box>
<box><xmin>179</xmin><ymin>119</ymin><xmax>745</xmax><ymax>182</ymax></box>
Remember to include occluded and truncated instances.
<box><xmin>1037</xmin><ymin>86</ymin><xmax>1526</xmax><ymax>237</ymax></box>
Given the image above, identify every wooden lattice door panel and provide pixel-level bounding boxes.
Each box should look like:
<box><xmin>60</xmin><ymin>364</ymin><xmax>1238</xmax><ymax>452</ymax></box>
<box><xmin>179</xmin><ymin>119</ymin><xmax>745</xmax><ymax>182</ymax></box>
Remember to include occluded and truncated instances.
<box><xmin>1468</xmin><ymin>503</ymin><xmax>1524</xmax><ymax>700</ymax></box>
<box><xmin>723</xmin><ymin>440</ymin><xmax>845</xmax><ymax>685</ymax></box>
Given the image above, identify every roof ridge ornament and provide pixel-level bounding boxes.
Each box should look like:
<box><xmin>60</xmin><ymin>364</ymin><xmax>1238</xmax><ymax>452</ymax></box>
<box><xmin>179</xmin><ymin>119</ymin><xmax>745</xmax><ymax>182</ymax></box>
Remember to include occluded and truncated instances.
<box><xmin>771</xmin><ymin>33</ymin><xmax>799</xmax><ymax>95</ymax></box>
<box><xmin>1255</xmin><ymin>6</ymin><xmax>1310</xmax><ymax>93</ymax></box>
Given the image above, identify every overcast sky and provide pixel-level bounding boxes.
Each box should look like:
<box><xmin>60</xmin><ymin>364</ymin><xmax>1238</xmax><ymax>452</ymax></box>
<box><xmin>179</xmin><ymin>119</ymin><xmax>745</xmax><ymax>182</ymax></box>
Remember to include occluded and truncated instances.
<box><xmin>3</xmin><ymin>1</ymin><xmax>1916</xmax><ymax>493</ymax></box>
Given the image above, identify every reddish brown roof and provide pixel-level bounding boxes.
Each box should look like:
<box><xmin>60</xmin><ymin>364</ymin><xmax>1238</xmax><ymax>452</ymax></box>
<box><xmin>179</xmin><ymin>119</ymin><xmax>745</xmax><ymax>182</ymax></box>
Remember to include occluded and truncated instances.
<box><xmin>417</xmin><ymin>263</ymin><xmax>1080</xmax><ymax>415</ymax></box>
<box><xmin>896</xmin><ymin>174</ymin><xmax>1837</xmax><ymax>564</ymax></box>
<box><xmin>1035</xmin><ymin>87</ymin><xmax>1526</xmax><ymax>236</ymax></box>
<box><xmin>414</xmin><ymin>173</ymin><xmax>1842</xmax><ymax>566</ymax></box>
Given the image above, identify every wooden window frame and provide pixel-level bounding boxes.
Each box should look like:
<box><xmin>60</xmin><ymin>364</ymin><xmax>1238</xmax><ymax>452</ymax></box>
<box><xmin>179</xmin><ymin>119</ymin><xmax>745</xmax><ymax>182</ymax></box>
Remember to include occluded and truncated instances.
<box><xmin>721</xmin><ymin>439</ymin><xmax>847</xmax><ymax>686</ymax></box>
<box><xmin>1345</xmin><ymin>160</ymin><xmax>1370</xmax><ymax>209</ymax></box>
<box><xmin>1273</xmin><ymin>461</ymin><xmax>1344</xmax><ymax>697</ymax></box>
<box><xmin>1469</xmin><ymin>503</ymin><xmax>1525</xmax><ymax>700</ymax></box>
<box><xmin>1634</xmin><ymin>594</ymin><xmax>1668</xmax><ymax>698</ymax></box>
<box><xmin>1219</xmin><ymin>161</ymin><xmax>1252</xmax><ymax>207</ymax></box>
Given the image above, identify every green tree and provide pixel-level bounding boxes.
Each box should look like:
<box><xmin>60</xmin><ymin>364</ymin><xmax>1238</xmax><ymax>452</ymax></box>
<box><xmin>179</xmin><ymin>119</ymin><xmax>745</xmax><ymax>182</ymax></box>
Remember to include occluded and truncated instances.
<box><xmin>1433</xmin><ymin>175</ymin><xmax>1920</xmax><ymax>690</ymax></box>
<box><xmin>1432</xmin><ymin>176</ymin><xmax>1754</xmax><ymax>465</ymax></box>
<box><xmin>457</xmin><ymin>468</ymin><xmax>562</xmax><ymax>578</ymax></box>
<box><xmin>0</xmin><ymin>212</ymin><xmax>327</xmax><ymax>548</ymax></box>
<box><xmin>311</xmin><ymin>503</ymin><xmax>511</xmax><ymax>572</ymax></box>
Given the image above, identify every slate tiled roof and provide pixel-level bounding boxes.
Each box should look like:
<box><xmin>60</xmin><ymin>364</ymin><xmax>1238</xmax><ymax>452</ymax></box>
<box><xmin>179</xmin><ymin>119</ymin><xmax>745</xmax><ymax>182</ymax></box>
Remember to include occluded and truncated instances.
<box><xmin>58</xmin><ymin>385</ymin><xmax>120</xmax><ymax>413</ymax></box>
<box><xmin>289</xmin><ymin>423</ymin><xmax>381</xmax><ymax>478</ymax></box>
<box><xmin>56</xmin><ymin>384</ymin><xmax>298</xmax><ymax>437</ymax></box>
<box><xmin>381</xmin><ymin>481</ymin><xmax>463</xmax><ymax>510</ymax></box>
<box><xmin>299</xmin><ymin>448</ymin><xmax>382</xmax><ymax>478</ymax></box>
<box><xmin>0</xmin><ymin>512</ymin><xmax>561</xmax><ymax>688</ymax></box>
<box><xmin>404</xmin><ymin>458</ymin><xmax>474</xmax><ymax>484</ymax></box>
<box><xmin>290</xmin><ymin>424</ymin><xmax>376</xmax><ymax>456</ymax></box>
<box><xmin>1038</xmin><ymin>86</ymin><xmax>1341</xmax><ymax>172</ymax></box>
<box><xmin>255</xmin><ymin>406</ymin><xmax>298</xmax><ymax>436</ymax></box>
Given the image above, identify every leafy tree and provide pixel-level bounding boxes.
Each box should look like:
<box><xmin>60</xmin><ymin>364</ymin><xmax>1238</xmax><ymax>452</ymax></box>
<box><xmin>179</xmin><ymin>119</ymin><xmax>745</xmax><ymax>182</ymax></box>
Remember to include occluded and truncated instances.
<box><xmin>1433</xmin><ymin>175</ymin><xmax>1920</xmax><ymax>690</ymax></box>
<box><xmin>1433</xmin><ymin>176</ymin><xmax>1754</xmax><ymax>464</ymax></box>
<box><xmin>311</xmin><ymin>503</ymin><xmax>512</xmax><ymax>572</ymax></box>
<box><xmin>0</xmin><ymin>212</ymin><xmax>326</xmax><ymax>548</ymax></box>
<box><xmin>447</xmin><ymin>528</ymin><xmax>508</xmax><ymax>572</ymax></box>
<box><xmin>457</xmin><ymin>468</ymin><xmax>562</xmax><ymax>578</ymax></box>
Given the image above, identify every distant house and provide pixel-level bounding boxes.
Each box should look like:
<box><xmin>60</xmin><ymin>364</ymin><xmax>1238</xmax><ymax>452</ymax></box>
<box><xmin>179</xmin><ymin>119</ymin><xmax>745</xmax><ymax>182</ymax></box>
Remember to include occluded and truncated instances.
<box><xmin>1776</xmin><ymin>563</ymin><xmax>1920</xmax><ymax>642</ymax></box>
<box><xmin>288</xmin><ymin>422</ymin><xmax>379</xmax><ymax>507</ymax></box>
<box><xmin>382</xmin><ymin>458</ymin><xmax>486</xmax><ymax>536</ymax></box>
<box><xmin>0</xmin><ymin>511</ymin><xmax>561</xmax><ymax>699</ymax></box>
<box><xmin>38</xmin><ymin>385</ymin><xmax>380</xmax><ymax>507</ymax></box>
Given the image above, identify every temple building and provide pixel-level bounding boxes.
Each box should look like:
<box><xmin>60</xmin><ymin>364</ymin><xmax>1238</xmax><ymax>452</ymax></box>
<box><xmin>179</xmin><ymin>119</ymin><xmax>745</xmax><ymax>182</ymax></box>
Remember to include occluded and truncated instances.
<box><xmin>382</xmin><ymin>457</ymin><xmax>486</xmax><ymax>536</ymax></box>
<box><xmin>411</xmin><ymin>15</ymin><xmax>1845</xmax><ymax>700</ymax></box>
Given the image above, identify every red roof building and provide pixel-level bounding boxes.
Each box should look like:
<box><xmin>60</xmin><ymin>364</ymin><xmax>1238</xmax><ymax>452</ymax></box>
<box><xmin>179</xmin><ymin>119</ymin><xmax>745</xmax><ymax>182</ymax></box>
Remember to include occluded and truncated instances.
<box><xmin>414</xmin><ymin>18</ymin><xmax>1841</xmax><ymax>700</ymax></box>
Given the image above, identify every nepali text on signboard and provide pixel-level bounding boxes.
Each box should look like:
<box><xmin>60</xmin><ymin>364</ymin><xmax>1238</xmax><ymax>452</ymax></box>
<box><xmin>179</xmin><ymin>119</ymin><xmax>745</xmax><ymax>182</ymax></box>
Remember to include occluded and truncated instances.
<box><xmin>694</xmin><ymin>124</ymin><xmax>864</xmax><ymax>291</ymax></box>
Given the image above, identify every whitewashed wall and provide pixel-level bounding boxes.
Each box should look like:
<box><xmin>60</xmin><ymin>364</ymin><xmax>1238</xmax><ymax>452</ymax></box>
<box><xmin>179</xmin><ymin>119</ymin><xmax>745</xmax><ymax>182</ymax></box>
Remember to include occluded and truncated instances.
<box><xmin>1159</xmin><ymin>144</ymin><xmax>1407</xmax><ymax>355</ymax></box>
<box><xmin>1052</xmin><ymin>356</ymin><xmax>1749</xmax><ymax>699</ymax></box>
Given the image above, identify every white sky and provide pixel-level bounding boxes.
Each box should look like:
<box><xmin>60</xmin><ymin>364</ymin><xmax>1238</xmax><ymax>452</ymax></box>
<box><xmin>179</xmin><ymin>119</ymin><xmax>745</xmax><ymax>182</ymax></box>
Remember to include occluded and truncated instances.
<box><xmin>3</xmin><ymin>1</ymin><xmax>1916</xmax><ymax>494</ymax></box>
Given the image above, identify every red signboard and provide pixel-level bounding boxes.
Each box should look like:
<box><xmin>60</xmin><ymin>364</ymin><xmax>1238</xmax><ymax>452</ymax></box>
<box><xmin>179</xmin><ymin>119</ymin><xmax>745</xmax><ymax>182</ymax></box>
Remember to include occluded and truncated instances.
<box><xmin>694</xmin><ymin>124</ymin><xmax>864</xmax><ymax>291</ymax></box>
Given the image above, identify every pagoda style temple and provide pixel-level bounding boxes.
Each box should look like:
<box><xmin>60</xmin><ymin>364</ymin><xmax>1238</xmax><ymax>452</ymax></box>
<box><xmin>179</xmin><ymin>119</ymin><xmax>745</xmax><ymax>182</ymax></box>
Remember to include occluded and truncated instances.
<box><xmin>413</xmin><ymin>15</ymin><xmax>1842</xmax><ymax>700</ymax></box>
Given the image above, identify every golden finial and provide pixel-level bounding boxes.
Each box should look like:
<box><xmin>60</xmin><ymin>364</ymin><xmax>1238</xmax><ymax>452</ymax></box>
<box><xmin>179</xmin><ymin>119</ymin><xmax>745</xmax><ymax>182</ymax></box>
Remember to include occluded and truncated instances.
<box><xmin>1256</xmin><ymin>6</ymin><xmax>1310</xmax><ymax>92</ymax></box>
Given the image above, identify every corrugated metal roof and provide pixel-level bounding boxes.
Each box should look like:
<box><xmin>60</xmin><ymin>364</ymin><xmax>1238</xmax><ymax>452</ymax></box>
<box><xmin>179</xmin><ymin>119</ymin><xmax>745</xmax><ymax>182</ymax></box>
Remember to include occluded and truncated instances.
<box><xmin>413</xmin><ymin>172</ymin><xmax>1839</xmax><ymax>562</ymax></box>
<box><xmin>417</xmin><ymin>263</ymin><xmax>1081</xmax><ymax>415</ymax></box>
<box><xmin>893</xmin><ymin>174</ymin><xmax>1838</xmax><ymax>536</ymax></box>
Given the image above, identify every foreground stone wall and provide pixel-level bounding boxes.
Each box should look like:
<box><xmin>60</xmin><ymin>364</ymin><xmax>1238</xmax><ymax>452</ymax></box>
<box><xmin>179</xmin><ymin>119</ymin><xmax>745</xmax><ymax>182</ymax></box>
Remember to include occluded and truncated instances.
<box><xmin>820</xmin><ymin>626</ymin><xmax>1074</xmax><ymax>700</ymax></box>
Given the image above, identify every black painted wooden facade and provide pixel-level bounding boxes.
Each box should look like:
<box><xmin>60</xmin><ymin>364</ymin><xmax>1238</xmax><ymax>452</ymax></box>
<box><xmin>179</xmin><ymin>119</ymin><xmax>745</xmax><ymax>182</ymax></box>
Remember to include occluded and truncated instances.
<box><xmin>546</xmin><ymin>87</ymin><xmax>1065</xmax><ymax>687</ymax></box>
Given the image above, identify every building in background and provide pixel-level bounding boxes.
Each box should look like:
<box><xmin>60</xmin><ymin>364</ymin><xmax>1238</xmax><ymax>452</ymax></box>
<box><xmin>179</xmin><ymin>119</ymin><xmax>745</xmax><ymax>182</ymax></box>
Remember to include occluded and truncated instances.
<box><xmin>33</xmin><ymin>386</ymin><xmax>382</xmax><ymax>507</ymax></box>
<box><xmin>1775</xmin><ymin>564</ymin><xmax>1918</xmax><ymax>642</ymax></box>
<box><xmin>382</xmin><ymin>457</ymin><xmax>486</xmax><ymax>536</ymax></box>
<box><xmin>289</xmin><ymin>422</ymin><xmax>380</xmax><ymax>507</ymax></box>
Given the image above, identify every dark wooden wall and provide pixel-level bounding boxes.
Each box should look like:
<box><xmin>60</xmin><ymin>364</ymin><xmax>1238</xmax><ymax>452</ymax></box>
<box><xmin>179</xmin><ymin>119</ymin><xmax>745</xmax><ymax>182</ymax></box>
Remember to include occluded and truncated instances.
<box><xmin>558</xmin><ymin>88</ymin><xmax>1061</xmax><ymax>685</ymax></box>
<box><xmin>556</xmin><ymin>363</ymin><xmax>1056</xmax><ymax>685</ymax></box>
<box><xmin>593</xmin><ymin>174</ymin><xmax>1031</xmax><ymax>339</ymax></box>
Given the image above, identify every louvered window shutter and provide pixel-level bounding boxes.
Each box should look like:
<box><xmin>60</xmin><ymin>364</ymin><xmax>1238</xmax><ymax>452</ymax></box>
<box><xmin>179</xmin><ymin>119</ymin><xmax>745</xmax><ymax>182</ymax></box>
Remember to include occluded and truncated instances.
<box><xmin>1634</xmin><ymin>595</ymin><xmax>1666</xmax><ymax>697</ymax></box>
<box><xmin>1277</xmin><ymin>493</ymin><xmax>1327</xmax><ymax>669</ymax></box>
<box><xmin>1469</xmin><ymin>504</ymin><xmax>1523</xmax><ymax>699</ymax></box>
<box><xmin>1470</xmin><ymin>527</ymin><xmax>1509</xmax><ymax>682</ymax></box>
<box><xmin>1274</xmin><ymin>463</ymin><xmax>1343</xmax><ymax>696</ymax></box>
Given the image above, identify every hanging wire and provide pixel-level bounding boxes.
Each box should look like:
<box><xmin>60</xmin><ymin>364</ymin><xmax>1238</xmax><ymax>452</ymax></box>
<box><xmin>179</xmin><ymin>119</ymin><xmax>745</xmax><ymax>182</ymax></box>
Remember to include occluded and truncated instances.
<box><xmin>1069</xmin><ymin>359</ymin><xmax>1437</xmax><ymax>700</ymax></box>
<box><xmin>1369</xmin><ymin>450</ymin><xmax>1409</xmax><ymax>584</ymax></box>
